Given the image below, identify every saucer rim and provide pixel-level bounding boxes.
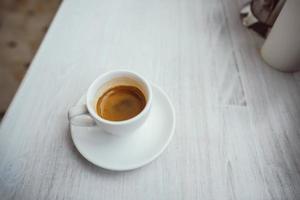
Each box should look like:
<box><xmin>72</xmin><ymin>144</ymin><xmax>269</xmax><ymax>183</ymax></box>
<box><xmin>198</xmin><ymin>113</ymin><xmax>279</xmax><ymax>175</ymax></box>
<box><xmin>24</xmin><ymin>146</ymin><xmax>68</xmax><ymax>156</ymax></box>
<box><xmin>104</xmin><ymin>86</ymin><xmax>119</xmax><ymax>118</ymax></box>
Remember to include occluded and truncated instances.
<box><xmin>70</xmin><ymin>84</ymin><xmax>175</xmax><ymax>171</ymax></box>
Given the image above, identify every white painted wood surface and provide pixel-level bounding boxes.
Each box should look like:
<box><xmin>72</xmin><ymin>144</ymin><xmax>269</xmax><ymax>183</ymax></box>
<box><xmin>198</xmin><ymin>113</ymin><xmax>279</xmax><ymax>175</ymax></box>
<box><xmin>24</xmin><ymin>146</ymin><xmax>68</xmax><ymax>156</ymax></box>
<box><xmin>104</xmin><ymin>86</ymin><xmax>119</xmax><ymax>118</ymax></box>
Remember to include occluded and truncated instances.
<box><xmin>1</xmin><ymin>0</ymin><xmax>300</xmax><ymax>199</ymax></box>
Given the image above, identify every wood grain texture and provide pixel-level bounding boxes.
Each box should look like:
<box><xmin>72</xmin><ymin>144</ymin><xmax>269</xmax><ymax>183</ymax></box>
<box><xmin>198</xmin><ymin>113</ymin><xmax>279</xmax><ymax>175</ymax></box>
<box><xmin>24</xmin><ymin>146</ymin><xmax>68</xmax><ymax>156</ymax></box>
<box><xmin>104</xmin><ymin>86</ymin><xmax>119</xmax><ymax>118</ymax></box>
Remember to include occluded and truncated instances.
<box><xmin>1</xmin><ymin>0</ymin><xmax>300</xmax><ymax>199</ymax></box>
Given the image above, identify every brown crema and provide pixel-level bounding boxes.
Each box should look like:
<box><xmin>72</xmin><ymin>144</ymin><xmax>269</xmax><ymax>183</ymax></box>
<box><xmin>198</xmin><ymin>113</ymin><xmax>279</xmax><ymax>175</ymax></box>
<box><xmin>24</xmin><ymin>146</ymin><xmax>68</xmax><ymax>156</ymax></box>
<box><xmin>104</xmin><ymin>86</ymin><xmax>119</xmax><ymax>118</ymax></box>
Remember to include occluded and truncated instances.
<box><xmin>96</xmin><ymin>85</ymin><xmax>146</xmax><ymax>121</ymax></box>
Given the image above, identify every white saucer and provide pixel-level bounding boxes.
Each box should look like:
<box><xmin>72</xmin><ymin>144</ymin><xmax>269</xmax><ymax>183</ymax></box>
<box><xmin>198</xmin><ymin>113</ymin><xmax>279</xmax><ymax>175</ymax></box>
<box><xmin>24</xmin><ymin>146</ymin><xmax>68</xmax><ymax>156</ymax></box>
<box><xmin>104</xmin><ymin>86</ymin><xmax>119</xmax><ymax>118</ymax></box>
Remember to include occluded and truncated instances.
<box><xmin>70</xmin><ymin>84</ymin><xmax>175</xmax><ymax>171</ymax></box>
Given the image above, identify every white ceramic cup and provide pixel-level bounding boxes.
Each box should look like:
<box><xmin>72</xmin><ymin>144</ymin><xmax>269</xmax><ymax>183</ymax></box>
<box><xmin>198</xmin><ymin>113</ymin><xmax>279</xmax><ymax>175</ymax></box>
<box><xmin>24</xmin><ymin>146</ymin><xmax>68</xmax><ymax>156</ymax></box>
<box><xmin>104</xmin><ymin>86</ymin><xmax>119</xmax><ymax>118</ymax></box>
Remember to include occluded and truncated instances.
<box><xmin>68</xmin><ymin>70</ymin><xmax>152</xmax><ymax>136</ymax></box>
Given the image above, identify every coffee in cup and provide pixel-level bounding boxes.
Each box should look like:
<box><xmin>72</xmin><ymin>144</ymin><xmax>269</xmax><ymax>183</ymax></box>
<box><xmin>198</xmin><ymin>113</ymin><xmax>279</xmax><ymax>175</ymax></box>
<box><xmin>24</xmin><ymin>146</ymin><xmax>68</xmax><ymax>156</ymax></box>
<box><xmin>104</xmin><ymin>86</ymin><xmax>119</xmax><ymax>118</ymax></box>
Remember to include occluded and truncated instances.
<box><xmin>96</xmin><ymin>85</ymin><xmax>146</xmax><ymax>121</ymax></box>
<box><xmin>68</xmin><ymin>70</ymin><xmax>152</xmax><ymax>135</ymax></box>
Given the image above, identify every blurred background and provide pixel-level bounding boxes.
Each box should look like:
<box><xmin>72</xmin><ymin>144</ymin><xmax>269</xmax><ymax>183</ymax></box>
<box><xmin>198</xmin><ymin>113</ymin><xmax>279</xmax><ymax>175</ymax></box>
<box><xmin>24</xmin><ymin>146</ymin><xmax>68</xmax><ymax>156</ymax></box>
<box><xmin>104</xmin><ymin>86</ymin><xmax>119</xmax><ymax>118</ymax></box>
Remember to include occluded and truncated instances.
<box><xmin>0</xmin><ymin>0</ymin><xmax>61</xmax><ymax>119</ymax></box>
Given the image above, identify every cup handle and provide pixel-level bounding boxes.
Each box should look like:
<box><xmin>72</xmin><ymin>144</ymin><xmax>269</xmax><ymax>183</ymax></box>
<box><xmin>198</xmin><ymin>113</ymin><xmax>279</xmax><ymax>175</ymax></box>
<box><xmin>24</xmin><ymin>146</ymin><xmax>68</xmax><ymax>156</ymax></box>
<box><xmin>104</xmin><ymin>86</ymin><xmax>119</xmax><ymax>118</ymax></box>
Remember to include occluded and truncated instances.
<box><xmin>68</xmin><ymin>104</ymin><xmax>96</xmax><ymax>126</ymax></box>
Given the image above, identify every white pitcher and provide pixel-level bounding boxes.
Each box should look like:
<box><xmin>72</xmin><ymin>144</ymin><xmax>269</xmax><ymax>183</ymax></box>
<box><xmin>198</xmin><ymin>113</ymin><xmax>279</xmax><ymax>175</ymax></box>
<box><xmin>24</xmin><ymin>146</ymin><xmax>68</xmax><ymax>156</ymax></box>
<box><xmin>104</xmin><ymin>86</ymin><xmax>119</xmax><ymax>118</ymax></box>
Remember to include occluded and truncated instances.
<box><xmin>261</xmin><ymin>0</ymin><xmax>300</xmax><ymax>72</ymax></box>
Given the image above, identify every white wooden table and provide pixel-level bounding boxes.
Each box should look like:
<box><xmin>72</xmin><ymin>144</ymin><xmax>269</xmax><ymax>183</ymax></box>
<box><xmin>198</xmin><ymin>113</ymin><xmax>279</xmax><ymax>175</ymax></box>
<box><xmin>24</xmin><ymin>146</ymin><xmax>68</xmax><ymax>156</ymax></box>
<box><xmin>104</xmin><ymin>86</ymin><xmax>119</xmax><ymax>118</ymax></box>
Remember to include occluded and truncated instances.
<box><xmin>1</xmin><ymin>0</ymin><xmax>300</xmax><ymax>199</ymax></box>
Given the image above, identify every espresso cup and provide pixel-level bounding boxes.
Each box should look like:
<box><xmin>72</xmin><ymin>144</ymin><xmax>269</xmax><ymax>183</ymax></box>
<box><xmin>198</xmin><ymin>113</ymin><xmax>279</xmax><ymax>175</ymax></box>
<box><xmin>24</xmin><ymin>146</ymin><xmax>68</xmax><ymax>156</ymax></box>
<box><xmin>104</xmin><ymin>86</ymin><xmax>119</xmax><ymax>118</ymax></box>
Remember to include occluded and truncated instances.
<box><xmin>68</xmin><ymin>70</ymin><xmax>152</xmax><ymax>136</ymax></box>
